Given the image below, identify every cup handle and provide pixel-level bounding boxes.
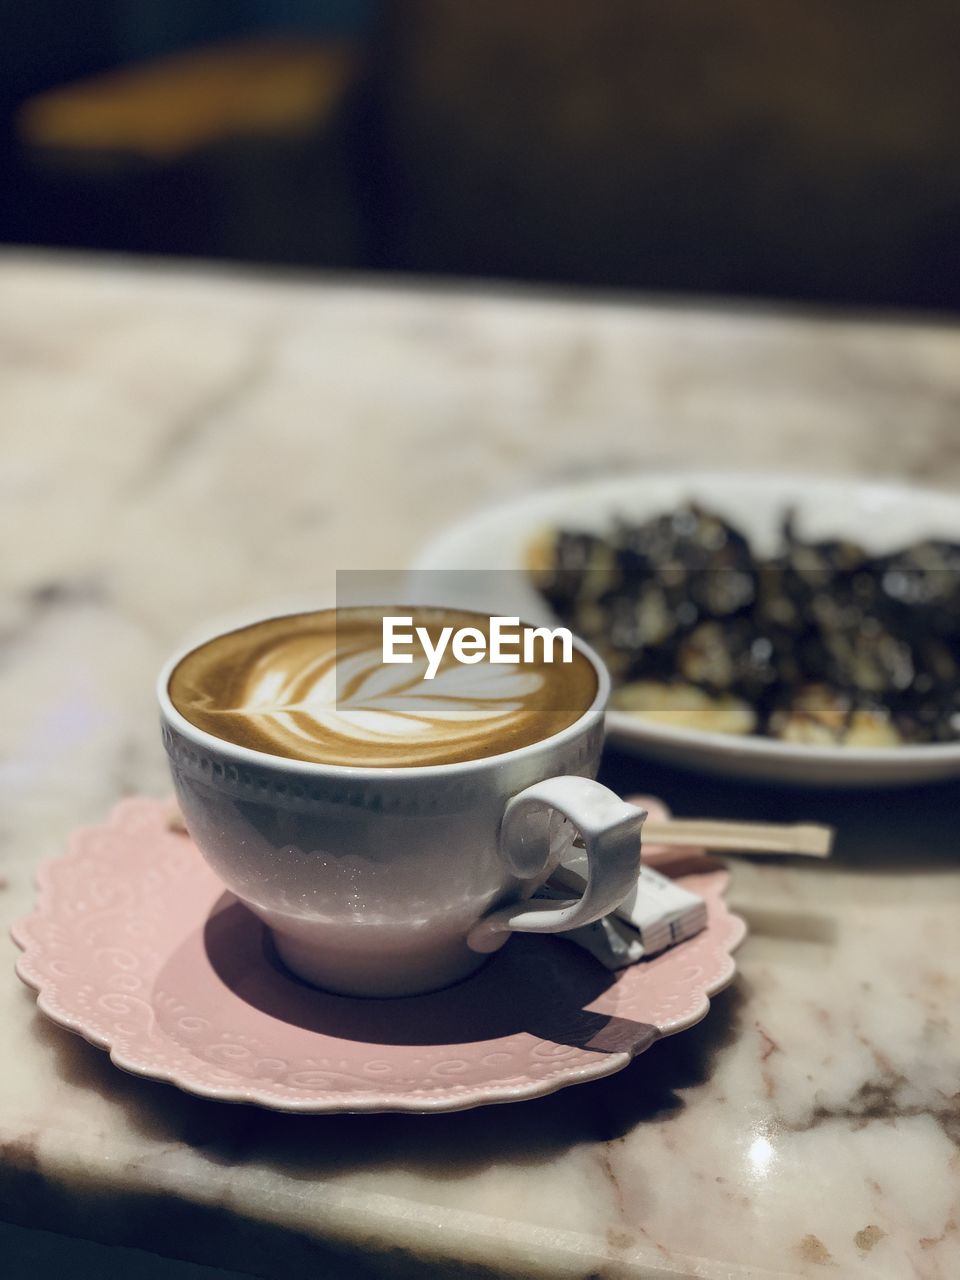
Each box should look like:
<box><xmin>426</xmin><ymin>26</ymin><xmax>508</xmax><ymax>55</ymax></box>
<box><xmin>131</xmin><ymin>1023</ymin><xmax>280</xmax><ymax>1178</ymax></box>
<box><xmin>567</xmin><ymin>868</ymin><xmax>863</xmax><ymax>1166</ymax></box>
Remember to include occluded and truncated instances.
<box><xmin>466</xmin><ymin>776</ymin><xmax>646</xmax><ymax>954</ymax></box>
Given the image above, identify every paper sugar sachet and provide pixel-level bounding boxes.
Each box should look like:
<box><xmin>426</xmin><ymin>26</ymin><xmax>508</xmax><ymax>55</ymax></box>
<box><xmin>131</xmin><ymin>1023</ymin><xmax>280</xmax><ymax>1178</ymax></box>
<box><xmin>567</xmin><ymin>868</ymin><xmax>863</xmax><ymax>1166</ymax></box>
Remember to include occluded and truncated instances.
<box><xmin>532</xmin><ymin>883</ymin><xmax>646</xmax><ymax>969</ymax></box>
<box><xmin>537</xmin><ymin>855</ymin><xmax>707</xmax><ymax>971</ymax></box>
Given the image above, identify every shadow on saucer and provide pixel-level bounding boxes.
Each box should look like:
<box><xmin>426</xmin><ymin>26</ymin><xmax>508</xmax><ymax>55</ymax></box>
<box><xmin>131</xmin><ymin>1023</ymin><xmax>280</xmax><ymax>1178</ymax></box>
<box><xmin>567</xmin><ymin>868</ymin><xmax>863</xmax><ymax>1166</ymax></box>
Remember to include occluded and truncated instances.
<box><xmin>195</xmin><ymin>895</ymin><xmax>652</xmax><ymax>1056</ymax></box>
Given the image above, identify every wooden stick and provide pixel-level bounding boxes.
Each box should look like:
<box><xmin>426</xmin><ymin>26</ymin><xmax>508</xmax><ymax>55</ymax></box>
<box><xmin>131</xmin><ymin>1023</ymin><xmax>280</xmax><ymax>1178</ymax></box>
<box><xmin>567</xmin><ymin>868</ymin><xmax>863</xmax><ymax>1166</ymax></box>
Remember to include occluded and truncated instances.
<box><xmin>643</xmin><ymin>818</ymin><xmax>833</xmax><ymax>858</ymax></box>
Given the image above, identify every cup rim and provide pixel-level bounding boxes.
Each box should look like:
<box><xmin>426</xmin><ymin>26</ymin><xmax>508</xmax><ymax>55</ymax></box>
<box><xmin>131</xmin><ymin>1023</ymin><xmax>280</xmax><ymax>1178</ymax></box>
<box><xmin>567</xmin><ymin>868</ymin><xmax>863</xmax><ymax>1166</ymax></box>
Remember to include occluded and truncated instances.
<box><xmin>157</xmin><ymin>606</ymin><xmax>610</xmax><ymax>780</ymax></box>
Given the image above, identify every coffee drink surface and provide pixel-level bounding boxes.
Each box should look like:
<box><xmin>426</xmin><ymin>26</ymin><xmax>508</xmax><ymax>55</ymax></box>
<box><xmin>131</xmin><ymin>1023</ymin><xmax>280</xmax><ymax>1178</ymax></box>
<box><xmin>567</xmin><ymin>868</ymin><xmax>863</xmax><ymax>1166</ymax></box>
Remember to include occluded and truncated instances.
<box><xmin>168</xmin><ymin>608</ymin><xmax>598</xmax><ymax>767</ymax></box>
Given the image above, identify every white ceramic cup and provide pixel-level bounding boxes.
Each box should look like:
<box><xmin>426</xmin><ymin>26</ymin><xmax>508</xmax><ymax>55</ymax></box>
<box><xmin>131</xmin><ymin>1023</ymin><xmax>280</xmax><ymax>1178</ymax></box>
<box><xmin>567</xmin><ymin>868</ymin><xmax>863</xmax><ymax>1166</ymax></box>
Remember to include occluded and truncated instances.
<box><xmin>158</xmin><ymin>617</ymin><xmax>645</xmax><ymax>997</ymax></box>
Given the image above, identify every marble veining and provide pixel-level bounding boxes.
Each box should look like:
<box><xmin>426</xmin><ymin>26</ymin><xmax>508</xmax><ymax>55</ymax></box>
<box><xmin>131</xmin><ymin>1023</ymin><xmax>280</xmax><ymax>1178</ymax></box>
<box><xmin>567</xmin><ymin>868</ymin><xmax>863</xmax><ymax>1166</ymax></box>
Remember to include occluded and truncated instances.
<box><xmin>3</xmin><ymin>252</ymin><xmax>960</xmax><ymax>1278</ymax></box>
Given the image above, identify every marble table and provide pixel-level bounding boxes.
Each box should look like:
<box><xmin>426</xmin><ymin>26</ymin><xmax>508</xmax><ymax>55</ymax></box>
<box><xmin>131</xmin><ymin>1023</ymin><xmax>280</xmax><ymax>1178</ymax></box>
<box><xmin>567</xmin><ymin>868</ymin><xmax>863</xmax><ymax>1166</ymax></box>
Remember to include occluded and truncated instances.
<box><xmin>2</xmin><ymin>251</ymin><xmax>960</xmax><ymax>1279</ymax></box>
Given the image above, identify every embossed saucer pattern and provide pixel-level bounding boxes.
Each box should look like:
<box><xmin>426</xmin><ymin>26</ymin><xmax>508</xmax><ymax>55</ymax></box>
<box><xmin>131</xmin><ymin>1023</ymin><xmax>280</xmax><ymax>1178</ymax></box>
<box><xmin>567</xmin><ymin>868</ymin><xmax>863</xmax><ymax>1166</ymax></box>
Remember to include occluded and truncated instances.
<box><xmin>12</xmin><ymin>797</ymin><xmax>745</xmax><ymax>1114</ymax></box>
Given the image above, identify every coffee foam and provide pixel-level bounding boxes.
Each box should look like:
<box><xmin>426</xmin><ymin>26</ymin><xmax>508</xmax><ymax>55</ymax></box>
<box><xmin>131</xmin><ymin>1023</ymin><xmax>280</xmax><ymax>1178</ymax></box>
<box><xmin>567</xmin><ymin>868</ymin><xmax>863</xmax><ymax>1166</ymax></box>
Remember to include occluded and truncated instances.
<box><xmin>168</xmin><ymin>608</ymin><xmax>597</xmax><ymax>767</ymax></box>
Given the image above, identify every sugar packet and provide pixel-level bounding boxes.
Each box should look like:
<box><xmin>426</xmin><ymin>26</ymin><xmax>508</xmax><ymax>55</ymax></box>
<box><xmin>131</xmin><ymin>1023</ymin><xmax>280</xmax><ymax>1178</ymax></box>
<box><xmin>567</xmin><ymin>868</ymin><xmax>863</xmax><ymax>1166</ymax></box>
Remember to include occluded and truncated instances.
<box><xmin>537</xmin><ymin>858</ymin><xmax>707</xmax><ymax>971</ymax></box>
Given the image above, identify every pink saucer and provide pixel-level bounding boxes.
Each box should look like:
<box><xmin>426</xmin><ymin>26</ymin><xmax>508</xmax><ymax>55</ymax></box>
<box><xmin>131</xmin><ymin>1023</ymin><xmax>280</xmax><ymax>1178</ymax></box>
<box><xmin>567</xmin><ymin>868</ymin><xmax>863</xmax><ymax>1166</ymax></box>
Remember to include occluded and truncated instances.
<box><xmin>12</xmin><ymin>797</ymin><xmax>745</xmax><ymax>1113</ymax></box>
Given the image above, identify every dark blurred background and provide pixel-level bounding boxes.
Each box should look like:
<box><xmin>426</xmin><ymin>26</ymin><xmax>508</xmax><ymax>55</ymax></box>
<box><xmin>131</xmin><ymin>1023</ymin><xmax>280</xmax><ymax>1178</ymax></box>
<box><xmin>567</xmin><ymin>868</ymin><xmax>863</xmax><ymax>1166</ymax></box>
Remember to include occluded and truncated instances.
<box><xmin>3</xmin><ymin>0</ymin><xmax>959</xmax><ymax>310</ymax></box>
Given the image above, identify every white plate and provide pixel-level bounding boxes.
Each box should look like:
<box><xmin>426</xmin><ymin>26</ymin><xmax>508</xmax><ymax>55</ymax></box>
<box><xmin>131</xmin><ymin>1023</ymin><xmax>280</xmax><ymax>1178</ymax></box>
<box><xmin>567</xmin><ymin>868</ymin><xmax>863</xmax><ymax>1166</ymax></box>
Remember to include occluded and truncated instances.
<box><xmin>412</xmin><ymin>472</ymin><xmax>960</xmax><ymax>786</ymax></box>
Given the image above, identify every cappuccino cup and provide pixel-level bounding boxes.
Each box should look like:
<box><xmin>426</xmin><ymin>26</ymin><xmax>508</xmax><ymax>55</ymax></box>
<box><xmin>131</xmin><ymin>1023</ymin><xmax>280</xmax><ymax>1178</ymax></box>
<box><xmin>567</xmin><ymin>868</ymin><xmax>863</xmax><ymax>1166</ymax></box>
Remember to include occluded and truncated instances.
<box><xmin>158</xmin><ymin>607</ymin><xmax>644</xmax><ymax>997</ymax></box>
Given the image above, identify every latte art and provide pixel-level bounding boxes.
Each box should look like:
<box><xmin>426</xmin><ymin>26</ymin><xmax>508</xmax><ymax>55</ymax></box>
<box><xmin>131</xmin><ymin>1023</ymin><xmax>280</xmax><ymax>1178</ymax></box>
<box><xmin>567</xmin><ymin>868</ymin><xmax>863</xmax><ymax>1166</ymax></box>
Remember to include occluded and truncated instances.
<box><xmin>168</xmin><ymin>608</ymin><xmax>597</xmax><ymax>767</ymax></box>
